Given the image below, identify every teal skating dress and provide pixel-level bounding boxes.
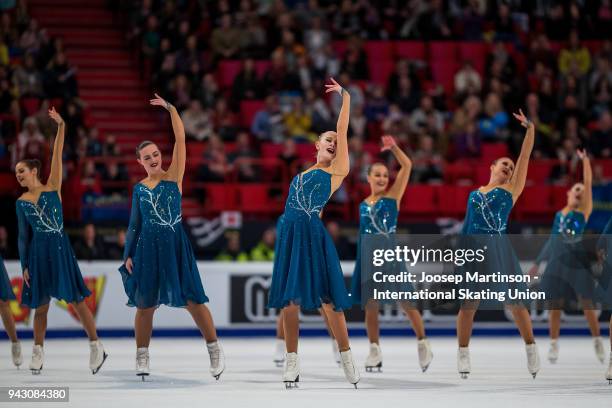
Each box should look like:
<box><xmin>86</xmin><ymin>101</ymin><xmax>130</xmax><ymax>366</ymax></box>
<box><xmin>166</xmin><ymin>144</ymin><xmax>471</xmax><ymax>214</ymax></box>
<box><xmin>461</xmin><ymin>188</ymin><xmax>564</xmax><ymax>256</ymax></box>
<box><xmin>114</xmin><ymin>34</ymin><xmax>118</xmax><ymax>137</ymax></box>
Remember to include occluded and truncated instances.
<box><xmin>119</xmin><ymin>180</ymin><xmax>208</xmax><ymax>308</ymax></box>
<box><xmin>0</xmin><ymin>255</ymin><xmax>16</xmax><ymax>301</ymax></box>
<box><xmin>267</xmin><ymin>169</ymin><xmax>351</xmax><ymax>311</ymax></box>
<box><xmin>595</xmin><ymin>217</ymin><xmax>612</xmax><ymax>308</ymax></box>
<box><xmin>538</xmin><ymin>210</ymin><xmax>593</xmax><ymax>303</ymax></box>
<box><xmin>350</xmin><ymin>197</ymin><xmax>402</xmax><ymax>305</ymax></box>
<box><xmin>459</xmin><ymin>187</ymin><xmax>528</xmax><ymax>305</ymax></box>
<box><xmin>16</xmin><ymin>191</ymin><xmax>91</xmax><ymax>308</ymax></box>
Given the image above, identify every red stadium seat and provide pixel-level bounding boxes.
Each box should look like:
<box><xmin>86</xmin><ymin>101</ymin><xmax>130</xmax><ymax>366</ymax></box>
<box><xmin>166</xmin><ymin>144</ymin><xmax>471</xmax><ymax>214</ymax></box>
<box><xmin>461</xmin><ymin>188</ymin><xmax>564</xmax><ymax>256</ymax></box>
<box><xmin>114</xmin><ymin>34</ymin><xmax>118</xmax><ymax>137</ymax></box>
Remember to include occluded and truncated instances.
<box><xmin>481</xmin><ymin>143</ymin><xmax>508</xmax><ymax>163</ymax></box>
<box><xmin>0</xmin><ymin>173</ymin><xmax>18</xmax><ymax>193</ymax></box>
<box><xmin>296</xmin><ymin>143</ymin><xmax>316</xmax><ymax>159</ymax></box>
<box><xmin>368</xmin><ymin>59</ymin><xmax>395</xmax><ymax>86</ymax></box>
<box><xmin>526</xmin><ymin>161</ymin><xmax>553</xmax><ymax>184</ymax></box>
<box><xmin>458</xmin><ymin>42</ymin><xmax>488</xmax><ymax>75</ymax></box>
<box><xmin>429</xmin><ymin>41</ymin><xmax>458</xmax><ymax>61</ymax></box>
<box><xmin>443</xmin><ymin>161</ymin><xmax>475</xmax><ymax>183</ymax></box>
<box><xmin>551</xmin><ymin>185</ymin><xmax>569</xmax><ymax>209</ymax></box>
<box><xmin>217</xmin><ymin>60</ymin><xmax>242</xmax><ymax>89</ymax></box>
<box><xmin>394</xmin><ymin>41</ymin><xmax>426</xmax><ymax>60</ymax></box>
<box><xmin>254</xmin><ymin>60</ymin><xmax>270</xmax><ymax>77</ymax></box>
<box><xmin>240</xmin><ymin>99</ymin><xmax>265</xmax><ymax>128</ymax></box>
<box><xmin>514</xmin><ymin>185</ymin><xmax>553</xmax><ymax>219</ymax></box>
<box><xmin>431</xmin><ymin>61</ymin><xmax>458</xmax><ymax>93</ymax></box>
<box><xmin>261</xmin><ymin>143</ymin><xmax>283</xmax><ymax>158</ymax></box>
<box><xmin>21</xmin><ymin>97</ymin><xmax>41</xmax><ymax>116</ymax></box>
<box><xmin>364</xmin><ymin>40</ymin><xmax>394</xmax><ymax>60</ymax></box>
<box><xmin>438</xmin><ymin>185</ymin><xmax>474</xmax><ymax>217</ymax></box>
<box><xmin>332</xmin><ymin>40</ymin><xmax>347</xmax><ymax>56</ymax></box>
<box><xmin>400</xmin><ymin>184</ymin><xmax>437</xmax><ymax>217</ymax></box>
<box><xmin>238</xmin><ymin>184</ymin><xmax>284</xmax><ymax>214</ymax></box>
<box><xmin>203</xmin><ymin>183</ymin><xmax>238</xmax><ymax>213</ymax></box>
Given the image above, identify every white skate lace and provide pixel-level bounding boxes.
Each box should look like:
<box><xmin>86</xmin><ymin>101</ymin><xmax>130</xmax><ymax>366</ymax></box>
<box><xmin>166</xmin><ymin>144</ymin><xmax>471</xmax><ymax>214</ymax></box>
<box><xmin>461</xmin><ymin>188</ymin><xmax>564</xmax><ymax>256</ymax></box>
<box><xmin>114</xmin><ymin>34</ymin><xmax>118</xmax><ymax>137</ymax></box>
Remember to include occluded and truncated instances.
<box><xmin>209</xmin><ymin>346</ymin><xmax>220</xmax><ymax>368</ymax></box>
<box><xmin>33</xmin><ymin>347</ymin><xmax>42</xmax><ymax>360</ymax></box>
<box><xmin>287</xmin><ymin>356</ymin><xmax>298</xmax><ymax>371</ymax></box>
<box><xmin>90</xmin><ymin>342</ymin><xmax>99</xmax><ymax>366</ymax></box>
<box><xmin>137</xmin><ymin>351</ymin><xmax>148</xmax><ymax>368</ymax></box>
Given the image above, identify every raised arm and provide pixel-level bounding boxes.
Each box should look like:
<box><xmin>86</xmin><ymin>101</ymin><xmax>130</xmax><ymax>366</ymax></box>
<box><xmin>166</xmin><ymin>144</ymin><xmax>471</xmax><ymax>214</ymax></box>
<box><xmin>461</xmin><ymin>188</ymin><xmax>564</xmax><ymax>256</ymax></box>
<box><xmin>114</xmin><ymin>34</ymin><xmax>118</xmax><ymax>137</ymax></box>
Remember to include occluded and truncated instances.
<box><xmin>150</xmin><ymin>93</ymin><xmax>186</xmax><ymax>186</ymax></box>
<box><xmin>382</xmin><ymin>135</ymin><xmax>412</xmax><ymax>203</ymax></box>
<box><xmin>47</xmin><ymin>107</ymin><xmax>65</xmax><ymax>191</ymax></box>
<box><xmin>509</xmin><ymin>109</ymin><xmax>535</xmax><ymax>202</ymax></box>
<box><xmin>326</xmin><ymin>78</ymin><xmax>350</xmax><ymax>176</ymax></box>
<box><xmin>577</xmin><ymin>149</ymin><xmax>593</xmax><ymax>218</ymax></box>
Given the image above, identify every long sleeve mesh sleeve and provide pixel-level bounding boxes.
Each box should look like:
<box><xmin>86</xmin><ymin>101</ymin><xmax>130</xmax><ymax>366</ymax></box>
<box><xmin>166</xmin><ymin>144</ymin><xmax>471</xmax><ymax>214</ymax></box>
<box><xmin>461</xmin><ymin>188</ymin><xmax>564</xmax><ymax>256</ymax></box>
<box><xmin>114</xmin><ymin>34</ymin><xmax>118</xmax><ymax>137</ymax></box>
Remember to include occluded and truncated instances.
<box><xmin>123</xmin><ymin>190</ymin><xmax>142</xmax><ymax>261</ymax></box>
<box><xmin>16</xmin><ymin>204</ymin><xmax>31</xmax><ymax>272</ymax></box>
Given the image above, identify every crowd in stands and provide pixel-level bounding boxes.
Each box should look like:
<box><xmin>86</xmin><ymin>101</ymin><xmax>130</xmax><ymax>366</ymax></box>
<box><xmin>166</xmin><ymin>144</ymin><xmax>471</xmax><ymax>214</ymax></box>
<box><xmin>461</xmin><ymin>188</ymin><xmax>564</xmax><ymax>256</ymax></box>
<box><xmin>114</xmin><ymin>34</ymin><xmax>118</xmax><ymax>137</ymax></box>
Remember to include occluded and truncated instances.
<box><xmin>115</xmin><ymin>0</ymin><xmax>612</xmax><ymax>192</ymax></box>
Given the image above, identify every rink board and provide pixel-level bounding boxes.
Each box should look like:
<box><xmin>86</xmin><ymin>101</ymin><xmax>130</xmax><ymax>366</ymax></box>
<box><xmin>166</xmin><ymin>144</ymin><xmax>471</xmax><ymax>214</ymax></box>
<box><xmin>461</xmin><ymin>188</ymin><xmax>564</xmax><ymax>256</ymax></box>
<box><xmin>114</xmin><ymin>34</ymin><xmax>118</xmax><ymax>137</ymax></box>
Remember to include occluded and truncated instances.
<box><xmin>1</xmin><ymin>261</ymin><xmax>609</xmax><ymax>337</ymax></box>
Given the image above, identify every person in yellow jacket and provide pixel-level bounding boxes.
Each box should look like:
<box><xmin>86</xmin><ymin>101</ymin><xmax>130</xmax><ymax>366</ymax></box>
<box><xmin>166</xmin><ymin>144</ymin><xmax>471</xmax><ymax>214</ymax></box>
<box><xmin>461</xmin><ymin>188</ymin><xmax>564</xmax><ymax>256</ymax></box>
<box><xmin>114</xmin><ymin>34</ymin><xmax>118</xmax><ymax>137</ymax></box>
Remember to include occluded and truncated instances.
<box><xmin>250</xmin><ymin>227</ymin><xmax>275</xmax><ymax>261</ymax></box>
<box><xmin>215</xmin><ymin>230</ymin><xmax>249</xmax><ymax>261</ymax></box>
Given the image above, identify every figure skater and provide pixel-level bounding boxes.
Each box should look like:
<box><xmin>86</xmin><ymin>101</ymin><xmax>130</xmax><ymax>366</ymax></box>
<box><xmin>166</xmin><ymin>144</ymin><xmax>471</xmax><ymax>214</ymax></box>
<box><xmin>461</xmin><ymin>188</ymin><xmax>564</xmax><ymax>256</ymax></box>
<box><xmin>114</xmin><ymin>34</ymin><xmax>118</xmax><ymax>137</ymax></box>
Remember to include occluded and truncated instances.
<box><xmin>456</xmin><ymin>110</ymin><xmax>540</xmax><ymax>378</ymax></box>
<box><xmin>119</xmin><ymin>94</ymin><xmax>224</xmax><ymax>381</ymax></box>
<box><xmin>529</xmin><ymin>150</ymin><xmax>604</xmax><ymax>364</ymax></box>
<box><xmin>350</xmin><ymin>135</ymin><xmax>433</xmax><ymax>373</ymax></box>
<box><xmin>267</xmin><ymin>78</ymin><xmax>360</xmax><ymax>388</ymax></box>
<box><xmin>15</xmin><ymin>107</ymin><xmax>107</xmax><ymax>375</ymax></box>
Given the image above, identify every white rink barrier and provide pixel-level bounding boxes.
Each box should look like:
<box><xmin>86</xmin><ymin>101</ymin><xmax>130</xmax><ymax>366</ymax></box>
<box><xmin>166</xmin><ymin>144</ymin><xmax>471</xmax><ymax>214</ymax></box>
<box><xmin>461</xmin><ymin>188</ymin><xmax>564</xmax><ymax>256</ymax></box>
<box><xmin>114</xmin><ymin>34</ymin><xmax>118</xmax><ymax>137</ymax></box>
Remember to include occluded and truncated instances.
<box><xmin>1</xmin><ymin>261</ymin><xmax>602</xmax><ymax>335</ymax></box>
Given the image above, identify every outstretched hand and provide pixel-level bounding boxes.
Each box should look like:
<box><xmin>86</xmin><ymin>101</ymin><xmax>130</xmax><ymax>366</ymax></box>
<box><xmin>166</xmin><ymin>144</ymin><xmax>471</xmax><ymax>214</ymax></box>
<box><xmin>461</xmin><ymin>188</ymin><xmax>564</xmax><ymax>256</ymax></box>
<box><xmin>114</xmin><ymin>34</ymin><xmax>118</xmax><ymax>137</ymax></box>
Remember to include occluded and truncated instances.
<box><xmin>512</xmin><ymin>109</ymin><xmax>532</xmax><ymax>129</ymax></box>
<box><xmin>380</xmin><ymin>134</ymin><xmax>397</xmax><ymax>152</ymax></box>
<box><xmin>325</xmin><ymin>77</ymin><xmax>343</xmax><ymax>95</ymax></box>
<box><xmin>150</xmin><ymin>93</ymin><xmax>172</xmax><ymax>110</ymax></box>
<box><xmin>576</xmin><ymin>148</ymin><xmax>588</xmax><ymax>160</ymax></box>
<box><xmin>48</xmin><ymin>107</ymin><xmax>63</xmax><ymax>125</ymax></box>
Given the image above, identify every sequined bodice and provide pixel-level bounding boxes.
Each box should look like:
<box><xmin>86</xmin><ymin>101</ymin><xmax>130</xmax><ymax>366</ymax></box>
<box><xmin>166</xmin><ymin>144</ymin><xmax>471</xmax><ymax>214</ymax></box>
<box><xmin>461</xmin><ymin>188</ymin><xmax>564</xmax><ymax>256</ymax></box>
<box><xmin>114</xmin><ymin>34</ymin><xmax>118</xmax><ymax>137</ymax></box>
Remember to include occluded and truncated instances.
<box><xmin>136</xmin><ymin>180</ymin><xmax>183</xmax><ymax>232</ymax></box>
<box><xmin>552</xmin><ymin>210</ymin><xmax>585</xmax><ymax>240</ymax></box>
<box><xmin>359</xmin><ymin>197</ymin><xmax>398</xmax><ymax>236</ymax></box>
<box><xmin>17</xmin><ymin>191</ymin><xmax>64</xmax><ymax>235</ymax></box>
<box><xmin>283</xmin><ymin>169</ymin><xmax>331</xmax><ymax>220</ymax></box>
<box><xmin>463</xmin><ymin>187</ymin><xmax>513</xmax><ymax>234</ymax></box>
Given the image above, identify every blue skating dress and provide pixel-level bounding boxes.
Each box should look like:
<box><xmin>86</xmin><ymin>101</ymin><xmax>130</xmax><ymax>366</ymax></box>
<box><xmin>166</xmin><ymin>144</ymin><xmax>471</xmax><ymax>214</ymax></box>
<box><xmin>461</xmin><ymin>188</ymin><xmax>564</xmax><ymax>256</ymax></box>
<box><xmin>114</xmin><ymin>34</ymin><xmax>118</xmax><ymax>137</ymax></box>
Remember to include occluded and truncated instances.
<box><xmin>350</xmin><ymin>197</ymin><xmax>403</xmax><ymax>305</ymax></box>
<box><xmin>0</xmin><ymin>255</ymin><xmax>16</xmax><ymax>301</ymax></box>
<box><xmin>459</xmin><ymin>187</ymin><xmax>528</xmax><ymax>306</ymax></box>
<box><xmin>267</xmin><ymin>169</ymin><xmax>351</xmax><ymax>311</ymax></box>
<box><xmin>538</xmin><ymin>210</ymin><xmax>593</xmax><ymax>303</ymax></box>
<box><xmin>595</xmin><ymin>217</ymin><xmax>612</xmax><ymax>308</ymax></box>
<box><xmin>16</xmin><ymin>191</ymin><xmax>91</xmax><ymax>308</ymax></box>
<box><xmin>119</xmin><ymin>180</ymin><xmax>208</xmax><ymax>308</ymax></box>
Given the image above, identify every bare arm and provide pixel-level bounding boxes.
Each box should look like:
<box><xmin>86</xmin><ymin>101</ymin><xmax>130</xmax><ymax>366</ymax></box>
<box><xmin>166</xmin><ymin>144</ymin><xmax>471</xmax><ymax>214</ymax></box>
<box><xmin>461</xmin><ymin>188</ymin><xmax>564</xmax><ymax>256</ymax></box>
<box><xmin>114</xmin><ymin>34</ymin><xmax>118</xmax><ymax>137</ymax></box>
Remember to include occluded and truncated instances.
<box><xmin>509</xmin><ymin>109</ymin><xmax>535</xmax><ymax>202</ymax></box>
<box><xmin>47</xmin><ymin>107</ymin><xmax>64</xmax><ymax>191</ymax></box>
<box><xmin>150</xmin><ymin>93</ymin><xmax>186</xmax><ymax>187</ymax></box>
<box><xmin>326</xmin><ymin>78</ymin><xmax>350</xmax><ymax>177</ymax></box>
<box><xmin>383</xmin><ymin>135</ymin><xmax>412</xmax><ymax>203</ymax></box>
<box><xmin>577</xmin><ymin>149</ymin><xmax>593</xmax><ymax>218</ymax></box>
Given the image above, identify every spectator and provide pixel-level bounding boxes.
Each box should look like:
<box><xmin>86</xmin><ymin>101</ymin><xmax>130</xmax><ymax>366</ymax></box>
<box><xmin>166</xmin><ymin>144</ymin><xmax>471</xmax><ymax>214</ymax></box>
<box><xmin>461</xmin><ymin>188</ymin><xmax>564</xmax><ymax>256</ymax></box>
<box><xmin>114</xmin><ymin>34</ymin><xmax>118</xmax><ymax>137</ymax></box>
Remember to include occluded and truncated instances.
<box><xmin>478</xmin><ymin>93</ymin><xmax>509</xmax><ymax>141</ymax></box>
<box><xmin>229</xmin><ymin>131</ymin><xmax>259</xmax><ymax>182</ymax></box>
<box><xmin>364</xmin><ymin>84</ymin><xmax>389</xmax><ymax>122</ymax></box>
<box><xmin>0</xmin><ymin>225</ymin><xmax>9</xmax><ymax>258</ymax></box>
<box><xmin>19</xmin><ymin>18</ymin><xmax>42</xmax><ymax>53</ymax></box>
<box><xmin>73</xmin><ymin>223</ymin><xmax>106</xmax><ymax>260</ymax></box>
<box><xmin>304</xmin><ymin>15</ymin><xmax>331</xmax><ymax>76</ymax></box>
<box><xmin>106</xmin><ymin>228</ymin><xmax>127</xmax><ymax>260</ymax></box>
<box><xmin>348</xmin><ymin>137</ymin><xmax>372</xmax><ymax>183</ymax></box>
<box><xmin>349</xmin><ymin>104</ymin><xmax>367</xmax><ymax>139</ymax></box>
<box><xmin>251</xmin><ymin>95</ymin><xmax>285</xmax><ymax>142</ymax></box>
<box><xmin>558</xmin><ymin>29</ymin><xmax>591</xmax><ymax>77</ymax></box>
<box><xmin>341</xmin><ymin>36</ymin><xmax>369</xmax><ymax>80</ymax></box>
<box><xmin>44</xmin><ymin>52</ymin><xmax>78</xmax><ymax>100</ymax></box>
<box><xmin>409</xmin><ymin>95</ymin><xmax>445</xmax><ymax>136</ymax></box>
<box><xmin>304</xmin><ymin>87</ymin><xmax>333</xmax><ymax>134</ymax></box>
<box><xmin>284</xmin><ymin>96</ymin><xmax>315</xmax><ymax>141</ymax></box>
<box><xmin>182</xmin><ymin>99</ymin><xmax>213</xmax><ymax>141</ymax></box>
<box><xmin>79</xmin><ymin>159</ymin><xmax>102</xmax><ymax>199</ymax></box>
<box><xmin>262</xmin><ymin>48</ymin><xmax>301</xmax><ymax>94</ymax></box>
<box><xmin>274</xmin><ymin>30</ymin><xmax>305</xmax><ymax>72</ymax></box>
<box><xmin>197</xmin><ymin>134</ymin><xmax>229</xmax><ymax>182</ymax></box>
<box><xmin>454</xmin><ymin>60</ymin><xmax>482</xmax><ymax>99</ymax></box>
<box><xmin>411</xmin><ymin>135</ymin><xmax>443</xmax><ymax>183</ymax></box>
<box><xmin>12</xmin><ymin>116</ymin><xmax>46</xmax><ymax>166</ymax></box>
<box><xmin>241</xmin><ymin>16</ymin><xmax>267</xmax><ymax>59</ymax></box>
<box><xmin>215</xmin><ymin>231</ymin><xmax>249</xmax><ymax>261</ymax></box>
<box><xmin>250</xmin><ymin>227</ymin><xmax>275</xmax><ymax>261</ymax></box>
<box><xmin>590</xmin><ymin>110</ymin><xmax>612</xmax><ymax>158</ymax></box>
<box><xmin>141</xmin><ymin>14</ymin><xmax>161</xmax><ymax>58</ymax></box>
<box><xmin>329</xmin><ymin>72</ymin><xmax>365</xmax><ymax>115</ymax></box>
<box><xmin>101</xmin><ymin>161</ymin><xmax>129</xmax><ymax>197</ymax></box>
<box><xmin>278</xmin><ymin>138</ymin><xmax>299</xmax><ymax>170</ymax></box>
<box><xmin>210</xmin><ymin>14</ymin><xmax>243</xmax><ymax>61</ymax></box>
<box><xmin>452</xmin><ymin>121</ymin><xmax>481</xmax><ymax>159</ymax></box>
<box><xmin>194</xmin><ymin>72</ymin><xmax>220</xmax><ymax>109</ymax></box>
<box><xmin>13</xmin><ymin>53</ymin><xmax>44</xmax><ymax>97</ymax></box>
<box><xmin>211</xmin><ymin>98</ymin><xmax>238</xmax><ymax>141</ymax></box>
<box><xmin>231</xmin><ymin>58</ymin><xmax>262</xmax><ymax>108</ymax></box>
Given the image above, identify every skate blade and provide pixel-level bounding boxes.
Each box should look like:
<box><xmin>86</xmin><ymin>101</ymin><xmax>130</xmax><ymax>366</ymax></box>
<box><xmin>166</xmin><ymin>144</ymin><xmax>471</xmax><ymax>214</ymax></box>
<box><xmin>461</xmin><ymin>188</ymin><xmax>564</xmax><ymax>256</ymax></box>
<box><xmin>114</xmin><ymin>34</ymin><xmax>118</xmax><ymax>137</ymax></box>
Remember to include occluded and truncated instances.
<box><xmin>284</xmin><ymin>375</ymin><xmax>299</xmax><ymax>389</ymax></box>
<box><xmin>137</xmin><ymin>373</ymin><xmax>150</xmax><ymax>382</ymax></box>
<box><xmin>353</xmin><ymin>382</ymin><xmax>358</xmax><ymax>389</ymax></box>
<box><xmin>607</xmin><ymin>378</ymin><xmax>612</xmax><ymax>385</ymax></box>
<box><xmin>31</xmin><ymin>367</ymin><xmax>42</xmax><ymax>375</ymax></box>
<box><xmin>421</xmin><ymin>363</ymin><xmax>430</xmax><ymax>373</ymax></box>
<box><xmin>531</xmin><ymin>372</ymin><xmax>537</xmax><ymax>379</ymax></box>
<box><xmin>92</xmin><ymin>352</ymin><xmax>108</xmax><ymax>375</ymax></box>
<box><xmin>213</xmin><ymin>370</ymin><xmax>224</xmax><ymax>381</ymax></box>
<box><xmin>274</xmin><ymin>361</ymin><xmax>284</xmax><ymax>368</ymax></box>
<box><xmin>365</xmin><ymin>363</ymin><xmax>382</xmax><ymax>373</ymax></box>
<box><xmin>459</xmin><ymin>372</ymin><xmax>469</xmax><ymax>379</ymax></box>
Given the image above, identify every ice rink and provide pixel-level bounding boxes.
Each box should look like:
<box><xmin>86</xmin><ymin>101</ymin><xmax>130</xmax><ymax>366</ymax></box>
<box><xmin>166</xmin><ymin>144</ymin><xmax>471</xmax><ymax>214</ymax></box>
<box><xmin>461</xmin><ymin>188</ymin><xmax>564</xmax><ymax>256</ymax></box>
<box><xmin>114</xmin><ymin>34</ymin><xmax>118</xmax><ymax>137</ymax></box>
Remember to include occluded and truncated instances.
<box><xmin>0</xmin><ymin>336</ymin><xmax>610</xmax><ymax>407</ymax></box>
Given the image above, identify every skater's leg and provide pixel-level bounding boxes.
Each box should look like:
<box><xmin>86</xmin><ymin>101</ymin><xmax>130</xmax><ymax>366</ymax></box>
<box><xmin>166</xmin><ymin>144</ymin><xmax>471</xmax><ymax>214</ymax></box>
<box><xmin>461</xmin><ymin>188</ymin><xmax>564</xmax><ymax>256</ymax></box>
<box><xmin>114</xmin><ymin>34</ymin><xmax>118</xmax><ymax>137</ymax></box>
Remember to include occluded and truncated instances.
<box><xmin>509</xmin><ymin>305</ymin><xmax>535</xmax><ymax>344</ymax></box>
<box><xmin>135</xmin><ymin>307</ymin><xmax>155</xmax><ymax>348</ymax></box>
<box><xmin>365</xmin><ymin>300</ymin><xmax>380</xmax><ymax>344</ymax></box>
<box><xmin>0</xmin><ymin>300</ymin><xmax>18</xmax><ymax>342</ymax></box>
<box><xmin>33</xmin><ymin>303</ymin><xmax>50</xmax><ymax>346</ymax></box>
<box><xmin>579</xmin><ymin>298</ymin><xmax>601</xmax><ymax>337</ymax></box>
<box><xmin>400</xmin><ymin>302</ymin><xmax>426</xmax><ymax>339</ymax></box>
<box><xmin>321</xmin><ymin>303</ymin><xmax>350</xmax><ymax>351</ymax></box>
<box><xmin>73</xmin><ymin>301</ymin><xmax>99</xmax><ymax>341</ymax></box>
<box><xmin>283</xmin><ymin>304</ymin><xmax>300</xmax><ymax>353</ymax></box>
<box><xmin>276</xmin><ymin>310</ymin><xmax>285</xmax><ymax>339</ymax></box>
<box><xmin>185</xmin><ymin>301</ymin><xmax>218</xmax><ymax>343</ymax></box>
<box><xmin>319</xmin><ymin>308</ymin><xmax>336</xmax><ymax>339</ymax></box>
<box><xmin>457</xmin><ymin>302</ymin><xmax>478</xmax><ymax>347</ymax></box>
<box><xmin>548</xmin><ymin>309</ymin><xmax>562</xmax><ymax>339</ymax></box>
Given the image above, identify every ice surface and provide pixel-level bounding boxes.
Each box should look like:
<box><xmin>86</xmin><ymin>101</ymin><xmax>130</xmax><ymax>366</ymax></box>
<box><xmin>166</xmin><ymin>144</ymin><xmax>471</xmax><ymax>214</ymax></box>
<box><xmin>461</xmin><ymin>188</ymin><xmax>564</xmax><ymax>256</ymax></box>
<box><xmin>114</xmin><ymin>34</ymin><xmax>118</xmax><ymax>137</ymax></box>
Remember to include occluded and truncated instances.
<box><xmin>0</xmin><ymin>336</ymin><xmax>610</xmax><ymax>407</ymax></box>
